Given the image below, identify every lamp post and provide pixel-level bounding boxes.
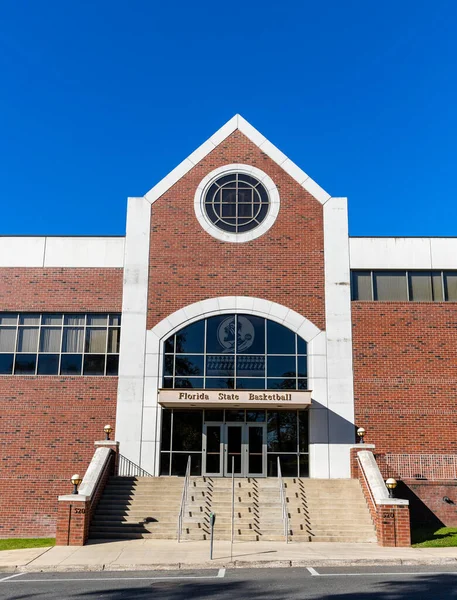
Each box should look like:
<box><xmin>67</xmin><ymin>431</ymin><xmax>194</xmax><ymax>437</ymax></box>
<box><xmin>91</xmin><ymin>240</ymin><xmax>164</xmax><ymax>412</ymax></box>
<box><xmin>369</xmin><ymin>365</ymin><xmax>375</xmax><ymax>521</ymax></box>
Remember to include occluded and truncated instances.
<box><xmin>356</xmin><ymin>427</ymin><xmax>366</xmax><ymax>444</ymax></box>
<box><xmin>71</xmin><ymin>474</ymin><xmax>82</xmax><ymax>495</ymax></box>
<box><xmin>104</xmin><ymin>424</ymin><xmax>113</xmax><ymax>441</ymax></box>
<box><xmin>386</xmin><ymin>478</ymin><xmax>397</xmax><ymax>498</ymax></box>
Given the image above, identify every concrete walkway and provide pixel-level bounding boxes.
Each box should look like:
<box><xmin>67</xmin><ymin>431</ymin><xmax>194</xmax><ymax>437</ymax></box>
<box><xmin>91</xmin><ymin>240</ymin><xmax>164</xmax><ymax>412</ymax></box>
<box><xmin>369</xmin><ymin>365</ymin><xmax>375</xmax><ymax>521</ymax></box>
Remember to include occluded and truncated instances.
<box><xmin>2</xmin><ymin>540</ymin><xmax>457</xmax><ymax>573</ymax></box>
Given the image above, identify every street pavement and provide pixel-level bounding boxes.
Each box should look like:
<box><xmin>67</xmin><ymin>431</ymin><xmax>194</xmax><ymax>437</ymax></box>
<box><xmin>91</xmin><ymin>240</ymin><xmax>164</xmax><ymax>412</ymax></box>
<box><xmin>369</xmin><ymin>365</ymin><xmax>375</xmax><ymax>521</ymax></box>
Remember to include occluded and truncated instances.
<box><xmin>2</xmin><ymin>566</ymin><xmax>457</xmax><ymax>599</ymax></box>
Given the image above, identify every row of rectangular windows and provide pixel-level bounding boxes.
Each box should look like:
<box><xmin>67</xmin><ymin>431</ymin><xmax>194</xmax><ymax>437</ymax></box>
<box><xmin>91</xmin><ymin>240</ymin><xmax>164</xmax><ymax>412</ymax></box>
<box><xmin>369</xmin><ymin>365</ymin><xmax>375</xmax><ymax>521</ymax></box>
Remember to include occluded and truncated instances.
<box><xmin>162</xmin><ymin>377</ymin><xmax>308</xmax><ymax>390</ymax></box>
<box><xmin>0</xmin><ymin>353</ymin><xmax>119</xmax><ymax>376</ymax></box>
<box><xmin>351</xmin><ymin>271</ymin><xmax>457</xmax><ymax>302</ymax></box>
<box><xmin>0</xmin><ymin>313</ymin><xmax>121</xmax><ymax>326</ymax></box>
<box><xmin>0</xmin><ymin>313</ymin><xmax>121</xmax><ymax>376</ymax></box>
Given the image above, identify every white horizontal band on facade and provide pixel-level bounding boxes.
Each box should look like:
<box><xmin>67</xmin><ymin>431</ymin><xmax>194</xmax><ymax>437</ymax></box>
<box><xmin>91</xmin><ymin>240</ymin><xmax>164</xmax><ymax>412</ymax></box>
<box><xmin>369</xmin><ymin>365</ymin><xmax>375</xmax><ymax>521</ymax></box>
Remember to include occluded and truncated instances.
<box><xmin>5</xmin><ymin>235</ymin><xmax>457</xmax><ymax>269</ymax></box>
<box><xmin>0</xmin><ymin>237</ymin><xmax>125</xmax><ymax>268</ymax></box>
<box><xmin>350</xmin><ymin>237</ymin><xmax>457</xmax><ymax>270</ymax></box>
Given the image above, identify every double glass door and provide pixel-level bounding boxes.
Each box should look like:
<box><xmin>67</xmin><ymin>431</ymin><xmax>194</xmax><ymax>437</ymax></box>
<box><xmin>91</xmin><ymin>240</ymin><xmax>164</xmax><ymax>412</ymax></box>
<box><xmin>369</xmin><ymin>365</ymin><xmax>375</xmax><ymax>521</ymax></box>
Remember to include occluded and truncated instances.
<box><xmin>203</xmin><ymin>423</ymin><xmax>266</xmax><ymax>477</ymax></box>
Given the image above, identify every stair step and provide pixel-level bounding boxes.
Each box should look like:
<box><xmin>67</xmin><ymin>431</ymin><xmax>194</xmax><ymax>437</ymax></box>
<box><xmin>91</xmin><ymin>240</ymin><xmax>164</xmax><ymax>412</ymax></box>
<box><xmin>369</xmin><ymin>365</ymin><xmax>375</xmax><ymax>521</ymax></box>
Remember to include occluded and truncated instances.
<box><xmin>310</xmin><ymin>535</ymin><xmax>378</xmax><ymax>543</ymax></box>
<box><xmin>89</xmin><ymin>476</ymin><xmax>377</xmax><ymax>545</ymax></box>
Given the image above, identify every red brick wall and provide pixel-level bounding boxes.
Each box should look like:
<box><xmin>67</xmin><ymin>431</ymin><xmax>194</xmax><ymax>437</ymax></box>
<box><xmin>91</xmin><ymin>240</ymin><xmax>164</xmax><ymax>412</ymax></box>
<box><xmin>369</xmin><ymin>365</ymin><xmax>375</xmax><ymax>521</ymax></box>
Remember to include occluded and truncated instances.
<box><xmin>0</xmin><ymin>268</ymin><xmax>123</xmax><ymax>312</ymax></box>
<box><xmin>352</xmin><ymin>303</ymin><xmax>457</xmax><ymax>454</ymax></box>
<box><xmin>147</xmin><ymin>131</ymin><xmax>325</xmax><ymax>330</ymax></box>
<box><xmin>0</xmin><ymin>266</ymin><xmax>122</xmax><ymax>538</ymax></box>
<box><xmin>400</xmin><ymin>480</ymin><xmax>457</xmax><ymax>528</ymax></box>
<box><xmin>0</xmin><ymin>377</ymin><xmax>117</xmax><ymax>538</ymax></box>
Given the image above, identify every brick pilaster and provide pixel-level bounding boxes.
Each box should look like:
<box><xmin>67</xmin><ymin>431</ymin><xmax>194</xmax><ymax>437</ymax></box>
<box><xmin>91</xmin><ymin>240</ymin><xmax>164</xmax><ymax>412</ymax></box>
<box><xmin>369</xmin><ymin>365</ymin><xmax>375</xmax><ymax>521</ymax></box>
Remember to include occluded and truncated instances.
<box><xmin>55</xmin><ymin>497</ymin><xmax>90</xmax><ymax>546</ymax></box>
<box><xmin>376</xmin><ymin>504</ymin><xmax>411</xmax><ymax>547</ymax></box>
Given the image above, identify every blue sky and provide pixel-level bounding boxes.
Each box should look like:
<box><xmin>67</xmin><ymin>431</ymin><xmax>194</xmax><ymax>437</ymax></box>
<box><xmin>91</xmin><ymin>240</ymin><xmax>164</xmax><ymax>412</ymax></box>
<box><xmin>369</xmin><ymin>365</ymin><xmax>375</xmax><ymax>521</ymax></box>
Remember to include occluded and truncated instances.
<box><xmin>0</xmin><ymin>1</ymin><xmax>456</xmax><ymax>236</ymax></box>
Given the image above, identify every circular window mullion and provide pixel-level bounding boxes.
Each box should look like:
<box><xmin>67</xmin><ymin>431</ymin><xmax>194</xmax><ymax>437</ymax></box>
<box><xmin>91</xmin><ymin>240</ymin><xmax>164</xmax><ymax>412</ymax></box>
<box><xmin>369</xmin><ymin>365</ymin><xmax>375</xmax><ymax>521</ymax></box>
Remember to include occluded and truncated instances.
<box><xmin>194</xmin><ymin>164</ymin><xmax>280</xmax><ymax>243</ymax></box>
<box><xmin>235</xmin><ymin>176</ymin><xmax>239</xmax><ymax>233</ymax></box>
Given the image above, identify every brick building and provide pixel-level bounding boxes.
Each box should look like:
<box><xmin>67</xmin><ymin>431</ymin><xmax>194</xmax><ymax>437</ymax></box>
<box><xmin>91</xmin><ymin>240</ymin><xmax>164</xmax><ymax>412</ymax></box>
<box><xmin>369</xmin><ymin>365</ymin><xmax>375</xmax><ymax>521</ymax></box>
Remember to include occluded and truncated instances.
<box><xmin>1</xmin><ymin>115</ymin><xmax>456</xmax><ymax>539</ymax></box>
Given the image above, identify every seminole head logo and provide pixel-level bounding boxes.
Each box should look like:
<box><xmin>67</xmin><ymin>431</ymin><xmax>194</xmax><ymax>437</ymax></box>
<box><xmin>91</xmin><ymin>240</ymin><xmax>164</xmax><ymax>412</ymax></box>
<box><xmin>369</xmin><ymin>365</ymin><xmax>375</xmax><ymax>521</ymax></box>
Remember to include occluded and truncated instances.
<box><xmin>217</xmin><ymin>316</ymin><xmax>254</xmax><ymax>353</ymax></box>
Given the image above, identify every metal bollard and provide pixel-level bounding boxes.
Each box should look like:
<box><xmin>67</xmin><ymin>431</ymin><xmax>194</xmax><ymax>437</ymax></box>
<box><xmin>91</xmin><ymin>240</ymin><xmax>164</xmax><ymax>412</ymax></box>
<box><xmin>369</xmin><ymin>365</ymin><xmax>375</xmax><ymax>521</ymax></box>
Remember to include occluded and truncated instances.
<box><xmin>209</xmin><ymin>512</ymin><xmax>216</xmax><ymax>560</ymax></box>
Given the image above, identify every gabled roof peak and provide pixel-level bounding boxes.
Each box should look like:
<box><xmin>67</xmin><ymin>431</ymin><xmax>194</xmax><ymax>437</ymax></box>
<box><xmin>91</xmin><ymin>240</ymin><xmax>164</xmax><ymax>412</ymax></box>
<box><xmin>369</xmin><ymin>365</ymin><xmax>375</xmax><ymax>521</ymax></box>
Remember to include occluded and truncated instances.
<box><xmin>144</xmin><ymin>114</ymin><xmax>331</xmax><ymax>205</ymax></box>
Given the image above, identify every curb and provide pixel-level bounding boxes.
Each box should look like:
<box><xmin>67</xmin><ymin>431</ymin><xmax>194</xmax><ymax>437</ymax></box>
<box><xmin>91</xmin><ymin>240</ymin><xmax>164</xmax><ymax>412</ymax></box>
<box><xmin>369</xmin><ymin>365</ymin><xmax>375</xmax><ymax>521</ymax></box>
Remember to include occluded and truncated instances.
<box><xmin>0</xmin><ymin>556</ymin><xmax>455</xmax><ymax>573</ymax></box>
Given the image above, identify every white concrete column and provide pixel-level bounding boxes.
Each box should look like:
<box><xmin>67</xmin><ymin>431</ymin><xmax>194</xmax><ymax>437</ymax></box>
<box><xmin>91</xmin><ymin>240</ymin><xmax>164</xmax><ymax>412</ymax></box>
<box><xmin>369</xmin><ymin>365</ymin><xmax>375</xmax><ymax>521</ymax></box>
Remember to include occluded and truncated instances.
<box><xmin>323</xmin><ymin>197</ymin><xmax>355</xmax><ymax>477</ymax></box>
<box><xmin>307</xmin><ymin>330</ymin><xmax>330</xmax><ymax>478</ymax></box>
<box><xmin>115</xmin><ymin>197</ymin><xmax>151</xmax><ymax>465</ymax></box>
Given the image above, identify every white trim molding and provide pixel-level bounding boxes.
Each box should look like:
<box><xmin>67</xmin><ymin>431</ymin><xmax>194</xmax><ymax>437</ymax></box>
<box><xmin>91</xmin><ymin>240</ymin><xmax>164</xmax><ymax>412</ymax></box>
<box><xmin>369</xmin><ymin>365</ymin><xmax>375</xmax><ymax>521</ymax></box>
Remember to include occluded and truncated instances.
<box><xmin>144</xmin><ymin>115</ymin><xmax>331</xmax><ymax>206</ymax></box>
<box><xmin>350</xmin><ymin>237</ymin><xmax>457</xmax><ymax>270</ymax></box>
<box><xmin>194</xmin><ymin>164</ymin><xmax>281</xmax><ymax>243</ymax></box>
<box><xmin>147</xmin><ymin>297</ymin><xmax>321</xmax><ymax>350</ymax></box>
<box><xmin>0</xmin><ymin>236</ymin><xmax>125</xmax><ymax>268</ymax></box>
<box><xmin>117</xmin><ymin>296</ymin><xmax>336</xmax><ymax>479</ymax></box>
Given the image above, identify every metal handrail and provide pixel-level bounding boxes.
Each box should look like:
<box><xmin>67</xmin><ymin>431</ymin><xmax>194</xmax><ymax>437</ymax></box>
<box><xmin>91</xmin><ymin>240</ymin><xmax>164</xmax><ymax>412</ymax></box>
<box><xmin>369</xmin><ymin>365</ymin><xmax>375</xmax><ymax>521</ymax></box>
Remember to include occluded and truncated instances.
<box><xmin>230</xmin><ymin>456</ymin><xmax>235</xmax><ymax>561</ymax></box>
<box><xmin>117</xmin><ymin>454</ymin><xmax>154</xmax><ymax>477</ymax></box>
<box><xmin>383</xmin><ymin>453</ymin><xmax>457</xmax><ymax>480</ymax></box>
<box><xmin>177</xmin><ymin>456</ymin><xmax>191</xmax><ymax>542</ymax></box>
<box><xmin>277</xmin><ymin>456</ymin><xmax>289</xmax><ymax>543</ymax></box>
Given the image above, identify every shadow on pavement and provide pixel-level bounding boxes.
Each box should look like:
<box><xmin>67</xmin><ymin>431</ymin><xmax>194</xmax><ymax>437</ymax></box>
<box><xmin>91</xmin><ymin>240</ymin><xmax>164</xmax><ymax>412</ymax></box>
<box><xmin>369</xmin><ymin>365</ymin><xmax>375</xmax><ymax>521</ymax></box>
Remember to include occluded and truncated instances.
<box><xmin>4</xmin><ymin>572</ymin><xmax>457</xmax><ymax>600</ymax></box>
<box><xmin>216</xmin><ymin>549</ymin><xmax>277</xmax><ymax>559</ymax></box>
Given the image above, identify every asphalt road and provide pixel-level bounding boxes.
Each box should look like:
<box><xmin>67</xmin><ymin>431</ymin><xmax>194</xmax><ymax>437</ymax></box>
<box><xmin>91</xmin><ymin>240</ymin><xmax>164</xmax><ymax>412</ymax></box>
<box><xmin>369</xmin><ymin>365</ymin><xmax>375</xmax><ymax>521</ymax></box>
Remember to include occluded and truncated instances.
<box><xmin>2</xmin><ymin>566</ymin><xmax>457</xmax><ymax>599</ymax></box>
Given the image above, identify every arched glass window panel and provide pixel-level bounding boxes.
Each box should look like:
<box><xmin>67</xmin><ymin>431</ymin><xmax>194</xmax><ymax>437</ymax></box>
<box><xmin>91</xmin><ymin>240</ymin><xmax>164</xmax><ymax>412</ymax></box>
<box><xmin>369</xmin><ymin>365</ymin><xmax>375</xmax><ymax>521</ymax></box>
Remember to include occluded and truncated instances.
<box><xmin>175</xmin><ymin>320</ymin><xmax>205</xmax><ymax>354</ymax></box>
<box><xmin>162</xmin><ymin>314</ymin><xmax>307</xmax><ymax>390</ymax></box>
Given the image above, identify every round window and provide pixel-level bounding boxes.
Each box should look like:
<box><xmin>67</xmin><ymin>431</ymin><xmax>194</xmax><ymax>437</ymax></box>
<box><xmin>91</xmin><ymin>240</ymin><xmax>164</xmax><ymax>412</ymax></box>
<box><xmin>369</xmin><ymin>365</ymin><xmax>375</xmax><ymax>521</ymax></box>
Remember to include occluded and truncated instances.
<box><xmin>203</xmin><ymin>173</ymin><xmax>270</xmax><ymax>234</ymax></box>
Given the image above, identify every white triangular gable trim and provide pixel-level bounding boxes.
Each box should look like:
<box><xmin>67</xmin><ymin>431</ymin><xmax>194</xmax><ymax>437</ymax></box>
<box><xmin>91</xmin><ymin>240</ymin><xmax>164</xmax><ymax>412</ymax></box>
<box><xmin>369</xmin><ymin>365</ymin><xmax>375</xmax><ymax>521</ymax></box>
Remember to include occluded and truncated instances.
<box><xmin>144</xmin><ymin>114</ymin><xmax>331</xmax><ymax>205</ymax></box>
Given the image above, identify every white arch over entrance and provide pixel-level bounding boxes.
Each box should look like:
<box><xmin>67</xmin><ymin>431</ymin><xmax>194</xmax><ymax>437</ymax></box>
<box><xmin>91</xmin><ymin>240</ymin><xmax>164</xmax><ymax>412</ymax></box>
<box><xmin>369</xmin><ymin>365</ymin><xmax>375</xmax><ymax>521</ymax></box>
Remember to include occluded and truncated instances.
<box><xmin>133</xmin><ymin>297</ymin><xmax>328</xmax><ymax>478</ymax></box>
<box><xmin>148</xmin><ymin>296</ymin><xmax>322</xmax><ymax>347</ymax></box>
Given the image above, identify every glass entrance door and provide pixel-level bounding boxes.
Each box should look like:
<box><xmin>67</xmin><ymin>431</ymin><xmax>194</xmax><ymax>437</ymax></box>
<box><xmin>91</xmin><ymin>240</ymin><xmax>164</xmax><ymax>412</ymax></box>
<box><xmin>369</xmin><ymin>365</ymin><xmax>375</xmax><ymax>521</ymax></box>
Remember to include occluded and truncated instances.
<box><xmin>246</xmin><ymin>424</ymin><xmax>266</xmax><ymax>476</ymax></box>
<box><xmin>203</xmin><ymin>424</ymin><xmax>223</xmax><ymax>476</ymax></box>
<box><xmin>203</xmin><ymin>422</ymin><xmax>267</xmax><ymax>477</ymax></box>
<box><xmin>225</xmin><ymin>425</ymin><xmax>243</xmax><ymax>476</ymax></box>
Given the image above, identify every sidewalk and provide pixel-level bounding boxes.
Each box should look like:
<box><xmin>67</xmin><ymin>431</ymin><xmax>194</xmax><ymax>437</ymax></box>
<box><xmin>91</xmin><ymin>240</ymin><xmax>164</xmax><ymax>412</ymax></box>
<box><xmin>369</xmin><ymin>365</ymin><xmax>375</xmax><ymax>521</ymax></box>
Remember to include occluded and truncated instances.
<box><xmin>2</xmin><ymin>540</ymin><xmax>457</xmax><ymax>573</ymax></box>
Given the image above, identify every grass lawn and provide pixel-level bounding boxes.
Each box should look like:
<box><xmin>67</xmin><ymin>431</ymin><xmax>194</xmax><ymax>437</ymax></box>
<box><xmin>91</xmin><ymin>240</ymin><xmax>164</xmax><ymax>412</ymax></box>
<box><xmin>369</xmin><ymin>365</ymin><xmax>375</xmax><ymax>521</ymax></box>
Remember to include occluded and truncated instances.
<box><xmin>0</xmin><ymin>538</ymin><xmax>55</xmax><ymax>551</ymax></box>
<box><xmin>412</xmin><ymin>527</ymin><xmax>457</xmax><ymax>547</ymax></box>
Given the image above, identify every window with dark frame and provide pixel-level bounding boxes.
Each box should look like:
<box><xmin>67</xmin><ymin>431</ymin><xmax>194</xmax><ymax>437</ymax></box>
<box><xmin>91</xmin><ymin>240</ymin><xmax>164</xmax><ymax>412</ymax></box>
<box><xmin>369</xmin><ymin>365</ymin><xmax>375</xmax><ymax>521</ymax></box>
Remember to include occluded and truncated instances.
<box><xmin>351</xmin><ymin>270</ymin><xmax>457</xmax><ymax>302</ymax></box>
<box><xmin>0</xmin><ymin>313</ymin><xmax>121</xmax><ymax>376</ymax></box>
<box><xmin>162</xmin><ymin>314</ymin><xmax>307</xmax><ymax>391</ymax></box>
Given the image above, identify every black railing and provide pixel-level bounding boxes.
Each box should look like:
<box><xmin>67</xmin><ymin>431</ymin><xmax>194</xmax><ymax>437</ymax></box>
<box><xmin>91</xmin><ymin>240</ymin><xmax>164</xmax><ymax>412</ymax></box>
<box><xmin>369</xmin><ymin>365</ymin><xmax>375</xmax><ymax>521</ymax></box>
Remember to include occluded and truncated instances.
<box><xmin>117</xmin><ymin>454</ymin><xmax>154</xmax><ymax>477</ymax></box>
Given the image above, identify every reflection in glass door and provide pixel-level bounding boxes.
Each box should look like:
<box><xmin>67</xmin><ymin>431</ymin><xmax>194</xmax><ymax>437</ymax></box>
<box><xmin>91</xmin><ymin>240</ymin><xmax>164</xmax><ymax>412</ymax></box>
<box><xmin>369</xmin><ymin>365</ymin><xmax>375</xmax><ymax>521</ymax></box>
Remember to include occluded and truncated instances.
<box><xmin>225</xmin><ymin>425</ymin><xmax>243</xmax><ymax>476</ymax></box>
<box><xmin>247</xmin><ymin>424</ymin><xmax>265</xmax><ymax>476</ymax></box>
<box><xmin>203</xmin><ymin>422</ymin><xmax>267</xmax><ymax>477</ymax></box>
<box><xmin>203</xmin><ymin>424</ymin><xmax>223</xmax><ymax>476</ymax></box>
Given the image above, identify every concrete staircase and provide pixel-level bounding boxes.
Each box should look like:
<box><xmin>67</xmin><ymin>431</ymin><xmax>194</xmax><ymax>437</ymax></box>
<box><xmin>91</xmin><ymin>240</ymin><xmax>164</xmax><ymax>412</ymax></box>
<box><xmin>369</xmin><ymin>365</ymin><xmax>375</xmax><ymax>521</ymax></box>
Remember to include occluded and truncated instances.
<box><xmin>89</xmin><ymin>476</ymin><xmax>376</xmax><ymax>543</ymax></box>
<box><xmin>90</xmin><ymin>476</ymin><xmax>183</xmax><ymax>540</ymax></box>
<box><xmin>182</xmin><ymin>477</ymin><xmax>285</xmax><ymax>541</ymax></box>
<box><xmin>284</xmin><ymin>478</ymin><xmax>377</xmax><ymax>543</ymax></box>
